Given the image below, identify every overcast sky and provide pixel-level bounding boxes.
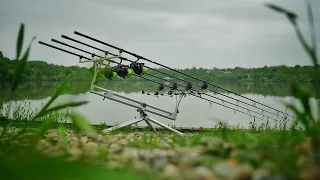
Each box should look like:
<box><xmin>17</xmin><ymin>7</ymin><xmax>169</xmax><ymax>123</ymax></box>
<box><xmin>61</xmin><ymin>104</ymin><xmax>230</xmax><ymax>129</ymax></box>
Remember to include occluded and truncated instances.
<box><xmin>0</xmin><ymin>0</ymin><xmax>319</xmax><ymax>69</ymax></box>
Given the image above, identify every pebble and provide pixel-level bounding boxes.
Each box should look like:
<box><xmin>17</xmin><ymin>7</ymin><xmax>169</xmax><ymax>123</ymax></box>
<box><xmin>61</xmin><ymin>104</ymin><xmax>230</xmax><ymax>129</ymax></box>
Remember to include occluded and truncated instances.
<box><xmin>194</xmin><ymin>166</ymin><xmax>216</xmax><ymax>180</ymax></box>
<box><xmin>122</xmin><ymin>148</ymin><xmax>139</xmax><ymax>161</ymax></box>
<box><xmin>150</xmin><ymin>155</ymin><xmax>168</xmax><ymax>170</ymax></box>
<box><xmin>83</xmin><ymin>142</ymin><xmax>98</xmax><ymax>157</ymax></box>
<box><xmin>80</xmin><ymin>136</ymin><xmax>88</xmax><ymax>145</ymax></box>
<box><xmin>162</xmin><ymin>164</ymin><xmax>179</xmax><ymax>179</ymax></box>
<box><xmin>5</xmin><ymin>127</ymin><xmax>302</xmax><ymax>180</ymax></box>
<box><xmin>213</xmin><ymin>162</ymin><xmax>233</xmax><ymax>178</ymax></box>
<box><xmin>109</xmin><ymin>143</ymin><xmax>123</xmax><ymax>154</ymax></box>
<box><xmin>37</xmin><ymin>139</ymin><xmax>50</xmax><ymax>150</ymax></box>
<box><xmin>131</xmin><ymin>161</ymin><xmax>150</xmax><ymax>173</ymax></box>
<box><xmin>96</xmin><ymin>134</ymin><xmax>103</xmax><ymax>142</ymax></box>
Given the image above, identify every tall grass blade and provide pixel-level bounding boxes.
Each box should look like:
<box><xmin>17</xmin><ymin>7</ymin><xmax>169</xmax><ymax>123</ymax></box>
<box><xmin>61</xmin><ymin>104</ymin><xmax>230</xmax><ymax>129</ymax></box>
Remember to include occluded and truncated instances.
<box><xmin>306</xmin><ymin>0</ymin><xmax>318</xmax><ymax>63</ymax></box>
<box><xmin>285</xmin><ymin>103</ymin><xmax>309</xmax><ymax>133</ymax></box>
<box><xmin>16</xmin><ymin>23</ymin><xmax>24</xmax><ymax>60</ymax></box>
<box><xmin>265</xmin><ymin>3</ymin><xmax>297</xmax><ymax>20</ymax></box>
<box><xmin>34</xmin><ymin>77</ymin><xmax>72</xmax><ymax>119</ymax></box>
<box><xmin>35</xmin><ymin>101</ymin><xmax>88</xmax><ymax>120</ymax></box>
<box><xmin>5</xmin><ymin>101</ymin><xmax>88</xmax><ymax>147</ymax></box>
<box><xmin>68</xmin><ymin>113</ymin><xmax>96</xmax><ymax>134</ymax></box>
<box><xmin>29</xmin><ymin>117</ymin><xmax>55</xmax><ymax>148</ymax></box>
<box><xmin>11</xmin><ymin>36</ymin><xmax>36</xmax><ymax>92</ymax></box>
<box><xmin>291</xmin><ymin>82</ymin><xmax>312</xmax><ymax>116</ymax></box>
<box><xmin>266</xmin><ymin>3</ymin><xmax>317</xmax><ymax>66</ymax></box>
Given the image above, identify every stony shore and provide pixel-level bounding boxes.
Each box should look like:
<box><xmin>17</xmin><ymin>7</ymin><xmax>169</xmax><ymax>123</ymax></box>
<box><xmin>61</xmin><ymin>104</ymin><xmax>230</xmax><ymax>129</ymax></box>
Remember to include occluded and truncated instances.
<box><xmin>1</xmin><ymin>127</ymin><xmax>318</xmax><ymax>180</ymax></box>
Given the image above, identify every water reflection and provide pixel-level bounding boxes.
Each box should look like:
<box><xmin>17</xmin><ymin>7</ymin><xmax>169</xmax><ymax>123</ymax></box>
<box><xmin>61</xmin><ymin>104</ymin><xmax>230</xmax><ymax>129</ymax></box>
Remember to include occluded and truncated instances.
<box><xmin>1</xmin><ymin>81</ymin><xmax>318</xmax><ymax>129</ymax></box>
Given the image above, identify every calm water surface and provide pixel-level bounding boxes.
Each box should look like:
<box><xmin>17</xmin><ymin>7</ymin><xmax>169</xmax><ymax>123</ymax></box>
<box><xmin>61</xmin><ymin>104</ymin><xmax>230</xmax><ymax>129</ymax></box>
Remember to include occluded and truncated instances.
<box><xmin>1</xmin><ymin>81</ymin><xmax>318</xmax><ymax>129</ymax></box>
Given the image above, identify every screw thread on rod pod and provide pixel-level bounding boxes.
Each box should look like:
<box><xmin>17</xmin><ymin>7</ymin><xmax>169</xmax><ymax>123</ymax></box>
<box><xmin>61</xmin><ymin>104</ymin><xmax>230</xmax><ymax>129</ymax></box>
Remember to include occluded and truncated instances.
<box><xmin>73</xmin><ymin>31</ymin><xmax>292</xmax><ymax>118</ymax></box>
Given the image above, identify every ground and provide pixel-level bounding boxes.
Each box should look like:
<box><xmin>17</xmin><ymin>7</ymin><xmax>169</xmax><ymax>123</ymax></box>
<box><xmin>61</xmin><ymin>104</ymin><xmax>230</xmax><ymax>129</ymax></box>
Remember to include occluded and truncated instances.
<box><xmin>1</xmin><ymin>125</ymin><xmax>318</xmax><ymax>180</ymax></box>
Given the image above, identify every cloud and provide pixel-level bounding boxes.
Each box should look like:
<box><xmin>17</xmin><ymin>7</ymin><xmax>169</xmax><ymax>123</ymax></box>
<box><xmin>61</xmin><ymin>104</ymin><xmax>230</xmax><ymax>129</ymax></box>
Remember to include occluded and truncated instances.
<box><xmin>0</xmin><ymin>0</ymin><xmax>319</xmax><ymax>69</ymax></box>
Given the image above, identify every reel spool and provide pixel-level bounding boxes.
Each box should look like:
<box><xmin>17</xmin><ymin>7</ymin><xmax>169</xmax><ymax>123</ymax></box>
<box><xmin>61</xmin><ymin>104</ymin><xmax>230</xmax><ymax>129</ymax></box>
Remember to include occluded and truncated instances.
<box><xmin>116</xmin><ymin>65</ymin><xmax>133</xmax><ymax>78</ymax></box>
<box><xmin>201</xmin><ymin>81</ymin><xmax>209</xmax><ymax>90</ymax></box>
<box><xmin>99</xmin><ymin>65</ymin><xmax>133</xmax><ymax>79</ymax></box>
<box><xmin>130</xmin><ymin>61</ymin><xmax>147</xmax><ymax>75</ymax></box>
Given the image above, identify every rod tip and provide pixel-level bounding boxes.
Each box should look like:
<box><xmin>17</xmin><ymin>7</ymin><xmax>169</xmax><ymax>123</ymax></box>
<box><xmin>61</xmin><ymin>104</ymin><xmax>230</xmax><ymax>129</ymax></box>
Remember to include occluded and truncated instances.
<box><xmin>74</xmin><ymin>31</ymin><xmax>79</xmax><ymax>34</ymax></box>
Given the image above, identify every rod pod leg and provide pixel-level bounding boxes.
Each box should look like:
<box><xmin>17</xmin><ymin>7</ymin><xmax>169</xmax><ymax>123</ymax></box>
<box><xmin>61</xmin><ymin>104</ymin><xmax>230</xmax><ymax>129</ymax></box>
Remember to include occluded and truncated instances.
<box><xmin>147</xmin><ymin>117</ymin><xmax>184</xmax><ymax>136</ymax></box>
<box><xmin>103</xmin><ymin>118</ymin><xmax>144</xmax><ymax>134</ymax></box>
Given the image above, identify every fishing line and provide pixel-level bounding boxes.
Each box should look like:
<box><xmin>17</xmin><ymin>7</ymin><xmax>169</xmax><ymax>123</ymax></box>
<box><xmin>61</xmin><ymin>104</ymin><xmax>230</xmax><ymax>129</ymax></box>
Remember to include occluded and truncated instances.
<box><xmin>59</xmin><ymin>35</ymin><xmax>293</xmax><ymax>120</ymax></box>
<box><xmin>73</xmin><ymin>31</ymin><xmax>294</xmax><ymax>119</ymax></box>
<box><xmin>41</xmin><ymin>40</ymin><xmax>281</xmax><ymax>123</ymax></box>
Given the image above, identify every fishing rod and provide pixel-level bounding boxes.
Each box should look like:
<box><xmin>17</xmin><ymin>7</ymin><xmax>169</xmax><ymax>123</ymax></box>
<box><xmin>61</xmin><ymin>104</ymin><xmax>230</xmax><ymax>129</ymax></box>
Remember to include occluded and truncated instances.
<box><xmin>137</xmin><ymin>74</ymin><xmax>271</xmax><ymax>123</ymax></box>
<box><xmin>39</xmin><ymin>40</ymin><xmax>270</xmax><ymax>123</ymax></box>
<box><xmin>51</xmin><ymin>37</ymin><xmax>285</xmax><ymax>122</ymax></box>
<box><xmin>41</xmin><ymin>39</ymin><xmax>283</xmax><ymax>123</ymax></box>
<box><xmin>60</xmin><ymin>35</ymin><xmax>292</xmax><ymax>121</ymax></box>
<box><xmin>73</xmin><ymin>31</ymin><xmax>294</xmax><ymax>119</ymax></box>
<box><xmin>142</xmin><ymin>73</ymin><xmax>281</xmax><ymax>122</ymax></box>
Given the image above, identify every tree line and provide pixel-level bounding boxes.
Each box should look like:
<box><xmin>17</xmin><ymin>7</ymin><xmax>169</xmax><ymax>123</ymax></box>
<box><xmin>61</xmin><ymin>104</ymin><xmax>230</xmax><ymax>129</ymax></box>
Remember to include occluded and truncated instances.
<box><xmin>148</xmin><ymin>65</ymin><xmax>319</xmax><ymax>83</ymax></box>
<box><xmin>0</xmin><ymin>52</ymin><xmax>92</xmax><ymax>81</ymax></box>
<box><xmin>1</xmin><ymin>51</ymin><xmax>318</xmax><ymax>83</ymax></box>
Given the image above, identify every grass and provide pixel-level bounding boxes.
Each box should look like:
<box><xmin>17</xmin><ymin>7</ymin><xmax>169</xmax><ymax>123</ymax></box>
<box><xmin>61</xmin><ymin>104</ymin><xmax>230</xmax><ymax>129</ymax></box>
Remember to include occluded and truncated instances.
<box><xmin>0</xmin><ymin>1</ymin><xmax>320</xmax><ymax>179</ymax></box>
<box><xmin>0</xmin><ymin>121</ymin><xmax>311</xmax><ymax>179</ymax></box>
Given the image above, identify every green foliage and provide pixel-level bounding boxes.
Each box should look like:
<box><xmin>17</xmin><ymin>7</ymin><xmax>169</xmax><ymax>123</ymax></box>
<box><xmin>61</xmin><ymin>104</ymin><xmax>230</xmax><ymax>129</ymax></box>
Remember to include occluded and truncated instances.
<box><xmin>266</xmin><ymin>0</ymin><xmax>320</xmax><ymax>160</ymax></box>
<box><xmin>140</xmin><ymin>65</ymin><xmax>318</xmax><ymax>83</ymax></box>
<box><xmin>12</xmin><ymin>27</ymin><xmax>35</xmax><ymax>91</ymax></box>
<box><xmin>68</xmin><ymin>112</ymin><xmax>96</xmax><ymax>134</ymax></box>
<box><xmin>0</xmin><ymin>58</ymin><xmax>93</xmax><ymax>81</ymax></box>
<box><xmin>0</xmin><ymin>54</ymin><xmax>317</xmax><ymax>83</ymax></box>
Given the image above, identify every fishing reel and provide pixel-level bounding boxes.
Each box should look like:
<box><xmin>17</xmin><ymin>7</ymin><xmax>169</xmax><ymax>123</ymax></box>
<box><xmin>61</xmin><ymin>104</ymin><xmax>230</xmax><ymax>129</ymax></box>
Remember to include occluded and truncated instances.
<box><xmin>196</xmin><ymin>81</ymin><xmax>209</xmax><ymax>96</ymax></box>
<box><xmin>101</xmin><ymin>65</ymin><xmax>133</xmax><ymax>79</ymax></box>
<box><xmin>201</xmin><ymin>81</ymin><xmax>208</xmax><ymax>90</ymax></box>
<box><xmin>100</xmin><ymin>67</ymin><xmax>118</xmax><ymax>80</ymax></box>
<box><xmin>130</xmin><ymin>61</ymin><xmax>147</xmax><ymax>75</ymax></box>
<box><xmin>116</xmin><ymin>65</ymin><xmax>133</xmax><ymax>78</ymax></box>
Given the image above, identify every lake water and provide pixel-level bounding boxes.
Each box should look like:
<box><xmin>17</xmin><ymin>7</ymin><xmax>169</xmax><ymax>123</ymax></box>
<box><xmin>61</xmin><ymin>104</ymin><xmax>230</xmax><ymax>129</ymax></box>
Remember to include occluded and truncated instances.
<box><xmin>1</xmin><ymin>81</ymin><xmax>318</xmax><ymax>129</ymax></box>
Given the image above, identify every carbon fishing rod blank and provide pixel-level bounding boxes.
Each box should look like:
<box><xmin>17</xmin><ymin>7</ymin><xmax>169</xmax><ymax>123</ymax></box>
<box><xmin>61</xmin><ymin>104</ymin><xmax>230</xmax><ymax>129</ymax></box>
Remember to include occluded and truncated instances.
<box><xmin>72</xmin><ymin>31</ymin><xmax>294</xmax><ymax>120</ymax></box>
<box><xmin>40</xmin><ymin>31</ymin><xmax>295</xmax><ymax>124</ymax></box>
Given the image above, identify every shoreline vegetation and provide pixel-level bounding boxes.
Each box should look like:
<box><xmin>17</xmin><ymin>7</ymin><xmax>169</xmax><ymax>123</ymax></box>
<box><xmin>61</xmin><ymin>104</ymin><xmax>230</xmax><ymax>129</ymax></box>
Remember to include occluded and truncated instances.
<box><xmin>0</xmin><ymin>1</ymin><xmax>320</xmax><ymax>180</ymax></box>
<box><xmin>1</xmin><ymin>53</ymin><xmax>319</xmax><ymax>83</ymax></box>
